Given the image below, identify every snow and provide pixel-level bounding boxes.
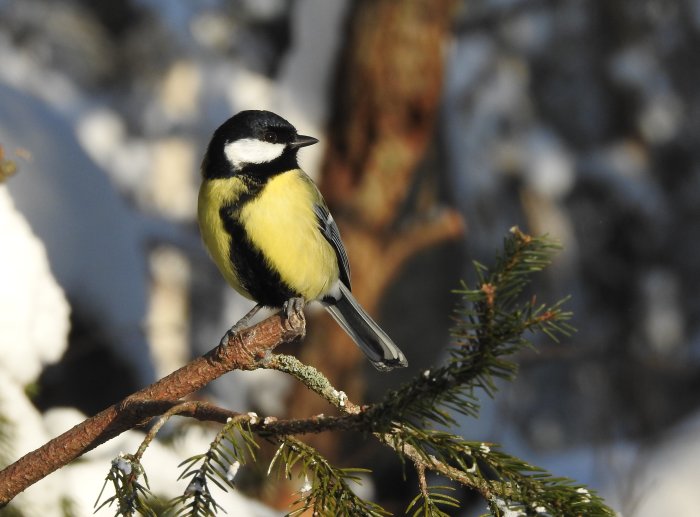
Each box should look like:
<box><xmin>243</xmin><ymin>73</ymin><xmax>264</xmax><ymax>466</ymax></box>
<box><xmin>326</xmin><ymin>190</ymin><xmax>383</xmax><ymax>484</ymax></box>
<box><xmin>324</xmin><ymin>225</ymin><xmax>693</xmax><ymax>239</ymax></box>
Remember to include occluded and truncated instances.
<box><xmin>299</xmin><ymin>474</ymin><xmax>312</xmax><ymax>495</ymax></box>
<box><xmin>227</xmin><ymin>460</ymin><xmax>241</xmax><ymax>483</ymax></box>
<box><xmin>0</xmin><ymin>187</ymin><xmax>69</xmax><ymax>385</ymax></box>
<box><xmin>605</xmin><ymin>411</ymin><xmax>700</xmax><ymax>517</ymax></box>
<box><xmin>494</xmin><ymin>497</ymin><xmax>525</xmax><ymax>517</ymax></box>
<box><xmin>0</xmin><ymin>83</ymin><xmax>155</xmax><ymax>384</ymax></box>
<box><xmin>521</xmin><ymin>127</ymin><xmax>575</xmax><ymax>200</ymax></box>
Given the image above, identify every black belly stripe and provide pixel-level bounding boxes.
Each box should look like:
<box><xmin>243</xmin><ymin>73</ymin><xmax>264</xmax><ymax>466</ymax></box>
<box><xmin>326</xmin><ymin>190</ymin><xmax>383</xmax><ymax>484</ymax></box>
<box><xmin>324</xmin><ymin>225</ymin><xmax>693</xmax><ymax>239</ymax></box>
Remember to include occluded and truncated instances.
<box><xmin>220</xmin><ymin>205</ymin><xmax>299</xmax><ymax>308</ymax></box>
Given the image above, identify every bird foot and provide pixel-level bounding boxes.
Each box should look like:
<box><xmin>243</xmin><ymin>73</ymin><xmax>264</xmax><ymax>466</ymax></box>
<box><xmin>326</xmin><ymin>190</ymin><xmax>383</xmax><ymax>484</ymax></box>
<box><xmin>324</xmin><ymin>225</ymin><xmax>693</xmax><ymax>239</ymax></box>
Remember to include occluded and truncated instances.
<box><xmin>282</xmin><ymin>297</ymin><xmax>306</xmax><ymax>330</ymax></box>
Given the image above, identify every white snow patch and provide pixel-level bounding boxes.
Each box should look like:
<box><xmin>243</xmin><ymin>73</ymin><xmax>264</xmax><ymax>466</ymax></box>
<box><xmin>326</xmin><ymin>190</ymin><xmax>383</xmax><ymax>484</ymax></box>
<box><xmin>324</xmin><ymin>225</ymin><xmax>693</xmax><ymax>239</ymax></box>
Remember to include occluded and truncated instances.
<box><xmin>0</xmin><ymin>187</ymin><xmax>69</xmax><ymax>385</ymax></box>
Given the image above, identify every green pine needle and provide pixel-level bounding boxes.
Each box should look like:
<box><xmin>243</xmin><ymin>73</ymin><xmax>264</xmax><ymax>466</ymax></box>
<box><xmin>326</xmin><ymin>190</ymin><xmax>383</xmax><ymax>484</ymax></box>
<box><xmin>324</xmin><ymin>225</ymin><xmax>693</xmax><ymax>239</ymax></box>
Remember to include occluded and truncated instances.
<box><xmin>369</xmin><ymin>228</ymin><xmax>574</xmax><ymax>430</ymax></box>
<box><xmin>168</xmin><ymin>417</ymin><xmax>259</xmax><ymax>515</ymax></box>
<box><xmin>269</xmin><ymin>437</ymin><xmax>389</xmax><ymax>516</ymax></box>
<box><xmin>406</xmin><ymin>485</ymin><xmax>460</xmax><ymax>517</ymax></box>
<box><xmin>94</xmin><ymin>454</ymin><xmax>156</xmax><ymax>517</ymax></box>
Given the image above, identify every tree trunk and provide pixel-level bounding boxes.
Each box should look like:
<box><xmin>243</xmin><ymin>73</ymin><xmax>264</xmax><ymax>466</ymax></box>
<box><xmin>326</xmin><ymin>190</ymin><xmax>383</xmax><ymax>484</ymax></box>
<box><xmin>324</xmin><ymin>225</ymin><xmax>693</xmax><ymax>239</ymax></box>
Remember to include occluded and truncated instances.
<box><xmin>286</xmin><ymin>0</ymin><xmax>462</xmax><ymax>456</ymax></box>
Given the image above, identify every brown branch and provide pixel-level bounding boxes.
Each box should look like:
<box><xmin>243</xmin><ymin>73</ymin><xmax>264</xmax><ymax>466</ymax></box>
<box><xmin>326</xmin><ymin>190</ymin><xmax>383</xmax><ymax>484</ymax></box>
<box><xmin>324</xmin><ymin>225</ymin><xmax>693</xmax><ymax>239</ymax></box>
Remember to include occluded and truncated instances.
<box><xmin>0</xmin><ymin>310</ymin><xmax>305</xmax><ymax>506</ymax></box>
<box><xmin>0</xmin><ymin>288</ymin><xmax>510</xmax><ymax>509</ymax></box>
<box><xmin>251</xmin><ymin>413</ymin><xmax>366</xmax><ymax>437</ymax></box>
<box><xmin>416</xmin><ymin>460</ymin><xmax>430</xmax><ymax>500</ymax></box>
<box><xmin>133</xmin><ymin>401</ymin><xmax>208</xmax><ymax>462</ymax></box>
<box><xmin>125</xmin><ymin>399</ymin><xmax>368</xmax><ymax>438</ymax></box>
<box><xmin>386</xmin><ymin>438</ymin><xmax>499</xmax><ymax>502</ymax></box>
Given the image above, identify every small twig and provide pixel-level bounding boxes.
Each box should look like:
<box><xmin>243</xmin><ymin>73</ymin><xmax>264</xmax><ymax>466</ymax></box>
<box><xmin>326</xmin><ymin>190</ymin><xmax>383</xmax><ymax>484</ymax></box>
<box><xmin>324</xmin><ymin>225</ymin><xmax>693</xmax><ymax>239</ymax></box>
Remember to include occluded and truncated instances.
<box><xmin>263</xmin><ymin>354</ymin><xmax>362</xmax><ymax>414</ymax></box>
<box><xmin>390</xmin><ymin>438</ymin><xmax>496</xmax><ymax>502</ymax></box>
<box><xmin>133</xmin><ymin>399</ymin><xmax>367</xmax><ymax>437</ymax></box>
<box><xmin>253</xmin><ymin>413</ymin><xmax>366</xmax><ymax>437</ymax></box>
<box><xmin>134</xmin><ymin>401</ymin><xmax>203</xmax><ymax>461</ymax></box>
<box><xmin>416</xmin><ymin>461</ymin><xmax>429</xmax><ymax>499</ymax></box>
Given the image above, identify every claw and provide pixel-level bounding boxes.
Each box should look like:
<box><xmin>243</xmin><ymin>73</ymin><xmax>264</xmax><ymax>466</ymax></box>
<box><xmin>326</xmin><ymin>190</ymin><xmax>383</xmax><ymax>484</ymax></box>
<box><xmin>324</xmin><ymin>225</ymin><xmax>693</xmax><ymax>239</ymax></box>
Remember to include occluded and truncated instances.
<box><xmin>282</xmin><ymin>297</ymin><xmax>306</xmax><ymax>332</ymax></box>
<box><xmin>283</xmin><ymin>297</ymin><xmax>305</xmax><ymax>320</ymax></box>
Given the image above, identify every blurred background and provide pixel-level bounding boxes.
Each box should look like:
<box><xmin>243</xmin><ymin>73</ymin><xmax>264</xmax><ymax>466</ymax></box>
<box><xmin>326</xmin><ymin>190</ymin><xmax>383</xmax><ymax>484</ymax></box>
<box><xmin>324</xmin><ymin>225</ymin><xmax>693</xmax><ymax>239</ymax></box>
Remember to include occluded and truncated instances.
<box><xmin>1</xmin><ymin>0</ymin><xmax>700</xmax><ymax>515</ymax></box>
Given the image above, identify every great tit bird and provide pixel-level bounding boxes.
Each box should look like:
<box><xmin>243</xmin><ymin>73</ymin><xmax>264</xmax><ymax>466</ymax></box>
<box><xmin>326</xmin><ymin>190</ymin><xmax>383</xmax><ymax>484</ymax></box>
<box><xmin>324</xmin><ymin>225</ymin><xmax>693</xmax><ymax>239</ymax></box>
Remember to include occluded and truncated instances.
<box><xmin>198</xmin><ymin>110</ymin><xmax>408</xmax><ymax>371</ymax></box>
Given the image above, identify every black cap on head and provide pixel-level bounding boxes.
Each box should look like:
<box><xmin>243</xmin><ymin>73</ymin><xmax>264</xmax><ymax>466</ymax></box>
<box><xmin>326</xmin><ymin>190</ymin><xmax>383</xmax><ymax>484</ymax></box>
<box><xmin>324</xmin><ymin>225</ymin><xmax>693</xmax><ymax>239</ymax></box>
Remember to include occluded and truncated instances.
<box><xmin>216</xmin><ymin>110</ymin><xmax>296</xmax><ymax>142</ymax></box>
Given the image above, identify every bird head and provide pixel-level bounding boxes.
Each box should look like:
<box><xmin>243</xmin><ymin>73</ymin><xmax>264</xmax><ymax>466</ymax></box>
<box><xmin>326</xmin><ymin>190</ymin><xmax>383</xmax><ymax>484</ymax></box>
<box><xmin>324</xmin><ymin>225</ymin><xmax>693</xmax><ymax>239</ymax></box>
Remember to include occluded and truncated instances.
<box><xmin>202</xmin><ymin>110</ymin><xmax>318</xmax><ymax>179</ymax></box>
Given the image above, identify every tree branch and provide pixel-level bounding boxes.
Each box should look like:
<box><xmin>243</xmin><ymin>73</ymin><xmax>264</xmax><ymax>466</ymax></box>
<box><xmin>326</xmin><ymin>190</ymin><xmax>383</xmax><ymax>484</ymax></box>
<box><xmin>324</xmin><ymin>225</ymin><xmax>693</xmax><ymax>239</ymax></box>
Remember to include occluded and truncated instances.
<box><xmin>264</xmin><ymin>354</ymin><xmax>362</xmax><ymax>414</ymax></box>
<box><xmin>0</xmin><ymin>310</ymin><xmax>305</xmax><ymax>505</ymax></box>
<box><xmin>128</xmin><ymin>399</ymin><xmax>368</xmax><ymax>438</ymax></box>
<box><xmin>250</xmin><ymin>354</ymin><xmax>523</xmax><ymax>504</ymax></box>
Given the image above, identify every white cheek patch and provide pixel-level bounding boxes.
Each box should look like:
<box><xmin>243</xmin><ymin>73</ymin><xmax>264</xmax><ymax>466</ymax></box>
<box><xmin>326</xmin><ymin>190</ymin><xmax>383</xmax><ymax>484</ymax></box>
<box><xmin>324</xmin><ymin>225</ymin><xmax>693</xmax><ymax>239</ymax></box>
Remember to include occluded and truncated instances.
<box><xmin>224</xmin><ymin>138</ymin><xmax>286</xmax><ymax>169</ymax></box>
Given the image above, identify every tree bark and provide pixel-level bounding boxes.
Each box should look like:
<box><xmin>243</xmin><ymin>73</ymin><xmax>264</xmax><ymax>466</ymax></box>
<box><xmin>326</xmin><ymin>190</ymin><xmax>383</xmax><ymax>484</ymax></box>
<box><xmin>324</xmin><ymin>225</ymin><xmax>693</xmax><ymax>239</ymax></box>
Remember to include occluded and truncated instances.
<box><xmin>287</xmin><ymin>0</ymin><xmax>462</xmax><ymax>454</ymax></box>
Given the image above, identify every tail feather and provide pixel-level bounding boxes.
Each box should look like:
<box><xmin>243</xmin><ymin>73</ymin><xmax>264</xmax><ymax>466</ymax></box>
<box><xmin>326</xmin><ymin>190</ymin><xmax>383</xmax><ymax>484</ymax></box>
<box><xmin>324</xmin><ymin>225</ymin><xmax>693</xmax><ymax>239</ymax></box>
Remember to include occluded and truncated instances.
<box><xmin>325</xmin><ymin>283</ymin><xmax>408</xmax><ymax>371</ymax></box>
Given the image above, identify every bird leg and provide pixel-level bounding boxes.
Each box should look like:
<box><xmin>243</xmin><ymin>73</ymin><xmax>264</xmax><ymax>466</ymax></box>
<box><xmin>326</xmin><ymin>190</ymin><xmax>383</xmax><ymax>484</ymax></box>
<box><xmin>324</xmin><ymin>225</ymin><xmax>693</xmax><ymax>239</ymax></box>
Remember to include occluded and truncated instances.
<box><xmin>219</xmin><ymin>303</ymin><xmax>262</xmax><ymax>346</ymax></box>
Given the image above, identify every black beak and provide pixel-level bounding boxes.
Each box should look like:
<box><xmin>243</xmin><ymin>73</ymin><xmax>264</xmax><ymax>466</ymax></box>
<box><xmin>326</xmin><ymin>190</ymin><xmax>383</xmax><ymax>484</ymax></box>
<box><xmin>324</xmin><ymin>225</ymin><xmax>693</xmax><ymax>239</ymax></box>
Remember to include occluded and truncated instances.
<box><xmin>289</xmin><ymin>134</ymin><xmax>319</xmax><ymax>149</ymax></box>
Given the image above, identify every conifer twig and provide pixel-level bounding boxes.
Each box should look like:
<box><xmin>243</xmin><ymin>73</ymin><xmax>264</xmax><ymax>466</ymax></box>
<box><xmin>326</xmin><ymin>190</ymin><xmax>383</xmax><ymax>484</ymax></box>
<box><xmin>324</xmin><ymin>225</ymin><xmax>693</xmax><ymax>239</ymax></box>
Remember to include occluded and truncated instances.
<box><xmin>264</xmin><ymin>354</ymin><xmax>361</xmax><ymax>414</ymax></box>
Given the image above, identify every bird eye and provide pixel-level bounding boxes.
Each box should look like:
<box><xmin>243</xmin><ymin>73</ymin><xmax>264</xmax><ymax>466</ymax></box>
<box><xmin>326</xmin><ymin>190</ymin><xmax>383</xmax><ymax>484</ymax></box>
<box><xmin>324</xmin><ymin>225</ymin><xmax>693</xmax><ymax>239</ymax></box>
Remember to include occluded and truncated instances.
<box><xmin>263</xmin><ymin>132</ymin><xmax>277</xmax><ymax>143</ymax></box>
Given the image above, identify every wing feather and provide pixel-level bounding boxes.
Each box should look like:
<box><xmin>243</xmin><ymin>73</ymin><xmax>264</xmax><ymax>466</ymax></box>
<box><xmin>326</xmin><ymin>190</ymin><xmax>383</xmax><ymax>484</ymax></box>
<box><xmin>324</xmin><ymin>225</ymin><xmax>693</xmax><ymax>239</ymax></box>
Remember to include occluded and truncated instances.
<box><xmin>313</xmin><ymin>203</ymin><xmax>351</xmax><ymax>290</ymax></box>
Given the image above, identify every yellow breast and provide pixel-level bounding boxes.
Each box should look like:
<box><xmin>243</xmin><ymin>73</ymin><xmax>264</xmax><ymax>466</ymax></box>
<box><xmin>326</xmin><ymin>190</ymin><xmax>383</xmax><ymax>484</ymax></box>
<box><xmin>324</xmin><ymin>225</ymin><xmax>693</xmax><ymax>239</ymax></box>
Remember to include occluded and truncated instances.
<box><xmin>198</xmin><ymin>170</ymin><xmax>340</xmax><ymax>302</ymax></box>
<box><xmin>240</xmin><ymin>170</ymin><xmax>339</xmax><ymax>301</ymax></box>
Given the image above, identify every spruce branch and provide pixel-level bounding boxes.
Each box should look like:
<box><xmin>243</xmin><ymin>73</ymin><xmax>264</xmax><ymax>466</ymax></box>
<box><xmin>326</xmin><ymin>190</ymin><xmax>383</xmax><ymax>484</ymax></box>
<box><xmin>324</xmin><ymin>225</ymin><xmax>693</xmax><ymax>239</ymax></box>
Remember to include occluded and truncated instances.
<box><xmin>169</xmin><ymin>415</ymin><xmax>258</xmax><ymax>516</ymax></box>
<box><xmin>383</xmin><ymin>425</ymin><xmax>613</xmax><ymax>516</ymax></box>
<box><xmin>94</xmin><ymin>453</ymin><xmax>155</xmax><ymax>517</ymax></box>
<box><xmin>95</xmin><ymin>401</ymin><xmax>220</xmax><ymax>515</ymax></box>
<box><xmin>363</xmin><ymin>228</ymin><xmax>573</xmax><ymax>434</ymax></box>
<box><xmin>407</xmin><ymin>461</ymin><xmax>460</xmax><ymax>517</ymax></box>
<box><xmin>247</xmin><ymin>228</ymin><xmax>613</xmax><ymax>516</ymax></box>
<box><xmin>269</xmin><ymin>437</ymin><xmax>388</xmax><ymax>516</ymax></box>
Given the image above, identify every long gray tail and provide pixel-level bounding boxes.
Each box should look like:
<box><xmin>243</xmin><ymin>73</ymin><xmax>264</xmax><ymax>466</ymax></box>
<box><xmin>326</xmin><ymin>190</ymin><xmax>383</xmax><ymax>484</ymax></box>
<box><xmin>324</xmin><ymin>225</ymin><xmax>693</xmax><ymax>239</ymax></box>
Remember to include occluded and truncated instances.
<box><xmin>325</xmin><ymin>283</ymin><xmax>408</xmax><ymax>371</ymax></box>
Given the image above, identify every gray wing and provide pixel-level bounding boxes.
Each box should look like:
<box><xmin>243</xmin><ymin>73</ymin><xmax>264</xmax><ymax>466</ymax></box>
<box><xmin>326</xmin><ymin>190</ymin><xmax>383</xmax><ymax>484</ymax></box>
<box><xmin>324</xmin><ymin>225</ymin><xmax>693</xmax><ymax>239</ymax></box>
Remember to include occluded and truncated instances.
<box><xmin>313</xmin><ymin>203</ymin><xmax>351</xmax><ymax>289</ymax></box>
